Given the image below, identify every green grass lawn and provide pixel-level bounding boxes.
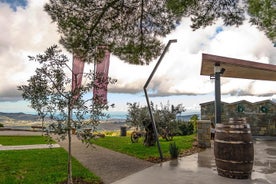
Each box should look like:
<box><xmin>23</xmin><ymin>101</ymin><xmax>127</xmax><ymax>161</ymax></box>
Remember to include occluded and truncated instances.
<box><xmin>91</xmin><ymin>134</ymin><xmax>196</xmax><ymax>160</ymax></box>
<box><xmin>0</xmin><ymin>148</ymin><xmax>101</xmax><ymax>184</ymax></box>
<box><xmin>0</xmin><ymin>136</ymin><xmax>101</xmax><ymax>184</ymax></box>
<box><xmin>0</xmin><ymin>135</ymin><xmax>53</xmax><ymax>146</ymax></box>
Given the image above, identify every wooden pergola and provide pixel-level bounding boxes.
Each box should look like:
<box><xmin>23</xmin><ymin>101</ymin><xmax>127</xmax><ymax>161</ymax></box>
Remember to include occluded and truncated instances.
<box><xmin>201</xmin><ymin>53</ymin><xmax>276</xmax><ymax>81</ymax></box>
<box><xmin>200</xmin><ymin>53</ymin><xmax>276</xmax><ymax>124</ymax></box>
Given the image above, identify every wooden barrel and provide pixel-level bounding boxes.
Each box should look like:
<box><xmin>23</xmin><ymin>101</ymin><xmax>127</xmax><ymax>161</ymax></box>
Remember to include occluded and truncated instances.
<box><xmin>214</xmin><ymin>118</ymin><xmax>254</xmax><ymax>179</ymax></box>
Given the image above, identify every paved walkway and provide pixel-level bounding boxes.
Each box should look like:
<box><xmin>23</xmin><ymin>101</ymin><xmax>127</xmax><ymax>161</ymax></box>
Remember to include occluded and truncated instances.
<box><xmin>57</xmin><ymin>135</ymin><xmax>154</xmax><ymax>184</ymax></box>
<box><xmin>0</xmin><ymin>144</ymin><xmax>60</xmax><ymax>150</ymax></box>
<box><xmin>112</xmin><ymin>139</ymin><xmax>276</xmax><ymax>184</ymax></box>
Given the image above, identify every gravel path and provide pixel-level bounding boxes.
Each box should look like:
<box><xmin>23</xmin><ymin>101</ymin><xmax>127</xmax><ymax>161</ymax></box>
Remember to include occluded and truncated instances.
<box><xmin>56</xmin><ymin>135</ymin><xmax>154</xmax><ymax>184</ymax></box>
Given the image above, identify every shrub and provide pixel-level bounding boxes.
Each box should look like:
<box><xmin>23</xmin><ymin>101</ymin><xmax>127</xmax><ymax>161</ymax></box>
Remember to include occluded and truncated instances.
<box><xmin>169</xmin><ymin>142</ymin><xmax>179</xmax><ymax>159</ymax></box>
<box><xmin>0</xmin><ymin>123</ymin><xmax>3</xmax><ymax>127</ymax></box>
<box><xmin>178</xmin><ymin>121</ymin><xmax>194</xmax><ymax>136</ymax></box>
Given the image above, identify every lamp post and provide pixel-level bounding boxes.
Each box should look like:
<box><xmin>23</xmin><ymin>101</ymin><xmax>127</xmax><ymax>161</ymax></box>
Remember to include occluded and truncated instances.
<box><xmin>144</xmin><ymin>39</ymin><xmax>177</xmax><ymax>161</ymax></box>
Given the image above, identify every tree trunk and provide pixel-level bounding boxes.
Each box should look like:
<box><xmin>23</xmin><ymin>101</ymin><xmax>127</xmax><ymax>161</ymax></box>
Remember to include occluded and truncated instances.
<box><xmin>41</xmin><ymin>116</ymin><xmax>45</xmax><ymax>136</ymax></box>
<box><xmin>143</xmin><ymin>121</ymin><xmax>156</xmax><ymax>146</ymax></box>
<box><xmin>67</xmin><ymin>106</ymin><xmax>73</xmax><ymax>184</ymax></box>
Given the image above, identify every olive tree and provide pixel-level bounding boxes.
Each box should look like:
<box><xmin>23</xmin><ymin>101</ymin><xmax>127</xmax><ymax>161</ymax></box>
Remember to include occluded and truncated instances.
<box><xmin>18</xmin><ymin>70</ymin><xmax>49</xmax><ymax>135</ymax></box>
<box><xmin>126</xmin><ymin>102</ymin><xmax>147</xmax><ymax>130</ymax></box>
<box><xmin>126</xmin><ymin>102</ymin><xmax>156</xmax><ymax>146</ymax></box>
<box><xmin>126</xmin><ymin>102</ymin><xmax>184</xmax><ymax>146</ymax></box>
<box><xmin>18</xmin><ymin>45</ymin><xmax>116</xmax><ymax>184</ymax></box>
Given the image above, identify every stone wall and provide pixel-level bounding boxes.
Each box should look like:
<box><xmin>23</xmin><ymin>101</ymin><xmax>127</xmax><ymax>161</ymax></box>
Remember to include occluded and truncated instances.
<box><xmin>200</xmin><ymin>100</ymin><xmax>276</xmax><ymax>136</ymax></box>
<box><xmin>197</xmin><ymin>120</ymin><xmax>211</xmax><ymax>148</ymax></box>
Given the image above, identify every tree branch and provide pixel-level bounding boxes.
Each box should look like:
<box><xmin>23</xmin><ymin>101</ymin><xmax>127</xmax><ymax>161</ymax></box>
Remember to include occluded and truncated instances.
<box><xmin>140</xmin><ymin>0</ymin><xmax>144</xmax><ymax>53</ymax></box>
<box><xmin>85</xmin><ymin>0</ymin><xmax>121</xmax><ymax>47</ymax></box>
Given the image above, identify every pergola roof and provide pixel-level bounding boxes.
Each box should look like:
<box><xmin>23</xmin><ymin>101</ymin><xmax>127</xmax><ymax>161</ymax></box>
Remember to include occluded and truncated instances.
<box><xmin>200</xmin><ymin>53</ymin><xmax>276</xmax><ymax>81</ymax></box>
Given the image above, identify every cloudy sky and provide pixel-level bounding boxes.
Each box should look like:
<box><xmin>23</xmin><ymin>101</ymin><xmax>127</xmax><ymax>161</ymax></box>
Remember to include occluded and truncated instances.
<box><xmin>0</xmin><ymin>0</ymin><xmax>275</xmax><ymax>114</ymax></box>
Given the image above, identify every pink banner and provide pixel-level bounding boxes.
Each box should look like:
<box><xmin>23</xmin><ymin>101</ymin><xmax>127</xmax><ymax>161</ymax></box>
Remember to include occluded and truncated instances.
<box><xmin>72</xmin><ymin>55</ymin><xmax>85</xmax><ymax>101</ymax></box>
<box><xmin>93</xmin><ymin>50</ymin><xmax>110</xmax><ymax>104</ymax></box>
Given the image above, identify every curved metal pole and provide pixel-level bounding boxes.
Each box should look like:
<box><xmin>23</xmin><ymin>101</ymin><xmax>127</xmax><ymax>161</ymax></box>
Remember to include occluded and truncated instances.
<box><xmin>143</xmin><ymin>39</ymin><xmax>177</xmax><ymax>161</ymax></box>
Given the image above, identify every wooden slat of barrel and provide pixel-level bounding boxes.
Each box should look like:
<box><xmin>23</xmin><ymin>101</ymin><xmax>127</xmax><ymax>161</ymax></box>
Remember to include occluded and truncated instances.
<box><xmin>214</xmin><ymin>118</ymin><xmax>254</xmax><ymax>179</ymax></box>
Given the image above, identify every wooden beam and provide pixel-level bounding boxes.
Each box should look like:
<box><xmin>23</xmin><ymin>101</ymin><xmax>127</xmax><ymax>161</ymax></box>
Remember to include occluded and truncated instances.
<box><xmin>201</xmin><ymin>54</ymin><xmax>276</xmax><ymax>81</ymax></box>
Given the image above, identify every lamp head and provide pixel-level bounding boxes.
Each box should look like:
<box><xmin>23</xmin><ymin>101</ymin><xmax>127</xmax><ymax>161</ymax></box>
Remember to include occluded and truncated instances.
<box><xmin>220</xmin><ymin>68</ymin><xmax>225</xmax><ymax>74</ymax></box>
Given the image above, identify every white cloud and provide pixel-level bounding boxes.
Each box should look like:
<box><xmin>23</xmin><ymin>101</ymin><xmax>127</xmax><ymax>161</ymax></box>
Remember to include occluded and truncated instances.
<box><xmin>109</xmin><ymin>18</ymin><xmax>276</xmax><ymax>98</ymax></box>
<box><xmin>0</xmin><ymin>0</ymin><xmax>59</xmax><ymax>101</ymax></box>
<box><xmin>205</xmin><ymin>23</ymin><xmax>276</xmax><ymax>64</ymax></box>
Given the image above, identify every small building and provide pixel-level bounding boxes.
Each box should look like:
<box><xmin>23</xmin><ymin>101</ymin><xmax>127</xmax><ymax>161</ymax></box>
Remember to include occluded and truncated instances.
<box><xmin>200</xmin><ymin>101</ymin><xmax>229</xmax><ymax>123</ymax></box>
<box><xmin>200</xmin><ymin>100</ymin><xmax>276</xmax><ymax>136</ymax></box>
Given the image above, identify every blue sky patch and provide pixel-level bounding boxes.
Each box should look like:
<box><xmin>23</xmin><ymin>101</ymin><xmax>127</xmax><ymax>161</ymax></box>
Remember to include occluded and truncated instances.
<box><xmin>215</xmin><ymin>27</ymin><xmax>223</xmax><ymax>34</ymax></box>
<box><xmin>0</xmin><ymin>0</ymin><xmax>28</xmax><ymax>11</ymax></box>
<box><xmin>208</xmin><ymin>26</ymin><xmax>224</xmax><ymax>40</ymax></box>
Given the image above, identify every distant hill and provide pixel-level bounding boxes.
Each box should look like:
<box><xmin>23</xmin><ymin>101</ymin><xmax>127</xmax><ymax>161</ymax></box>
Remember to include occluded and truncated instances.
<box><xmin>0</xmin><ymin>111</ymin><xmax>201</xmax><ymax>123</ymax></box>
<box><xmin>0</xmin><ymin>112</ymin><xmax>39</xmax><ymax>122</ymax></box>
<box><xmin>176</xmin><ymin>113</ymin><xmax>201</xmax><ymax>121</ymax></box>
